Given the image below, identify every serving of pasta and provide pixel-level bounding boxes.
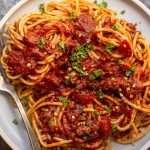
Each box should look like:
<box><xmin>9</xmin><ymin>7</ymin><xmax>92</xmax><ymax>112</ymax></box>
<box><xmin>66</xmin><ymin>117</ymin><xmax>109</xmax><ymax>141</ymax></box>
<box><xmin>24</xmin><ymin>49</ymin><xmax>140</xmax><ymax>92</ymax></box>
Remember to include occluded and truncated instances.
<box><xmin>0</xmin><ymin>0</ymin><xmax>150</xmax><ymax>149</ymax></box>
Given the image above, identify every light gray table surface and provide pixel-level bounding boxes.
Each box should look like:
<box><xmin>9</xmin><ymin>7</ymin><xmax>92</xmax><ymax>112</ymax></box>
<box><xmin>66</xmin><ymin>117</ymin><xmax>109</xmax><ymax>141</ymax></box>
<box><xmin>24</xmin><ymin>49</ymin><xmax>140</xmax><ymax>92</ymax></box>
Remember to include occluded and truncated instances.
<box><xmin>0</xmin><ymin>0</ymin><xmax>150</xmax><ymax>150</ymax></box>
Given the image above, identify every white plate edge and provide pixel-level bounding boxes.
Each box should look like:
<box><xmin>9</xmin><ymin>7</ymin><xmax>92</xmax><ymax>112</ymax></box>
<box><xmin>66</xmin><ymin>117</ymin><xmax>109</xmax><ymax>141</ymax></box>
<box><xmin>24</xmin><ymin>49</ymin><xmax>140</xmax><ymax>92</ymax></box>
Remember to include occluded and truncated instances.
<box><xmin>0</xmin><ymin>128</ymin><xmax>19</xmax><ymax>150</ymax></box>
<box><xmin>0</xmin><ymin>1</ymin><xmax>28</xmax><ymax>150</ymax></box>
<box><xmin>0</xmin><ymin>0</ymin><xmax>150</xmax><ymax>150</ymax></box>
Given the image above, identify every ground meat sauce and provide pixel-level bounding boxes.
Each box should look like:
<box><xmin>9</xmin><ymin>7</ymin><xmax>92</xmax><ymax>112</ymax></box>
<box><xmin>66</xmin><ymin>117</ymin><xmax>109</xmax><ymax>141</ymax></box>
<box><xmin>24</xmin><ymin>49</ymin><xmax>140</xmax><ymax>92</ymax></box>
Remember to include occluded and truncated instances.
<box><xmin>7</xmin><ymin>50</ymin><xmax>37</xmax><ymax>74</ymax></box>
<box><xmin>63</xmin><ymin>101</ymin><xmax>111</xmax><ymax>146</ymax></box>
<box><xmin>7</xmin><ymin>14</ymin><xmax>146</xmax><ymax>148</ymax></box>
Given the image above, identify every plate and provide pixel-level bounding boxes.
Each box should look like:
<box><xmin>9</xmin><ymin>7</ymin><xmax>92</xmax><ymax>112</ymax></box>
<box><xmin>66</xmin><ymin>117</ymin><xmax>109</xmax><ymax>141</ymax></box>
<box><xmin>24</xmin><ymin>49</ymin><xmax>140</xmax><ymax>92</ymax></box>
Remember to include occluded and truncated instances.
<box><xmin>0</xmin><ymin>0</ymin><xmax>150</xmax><ymax>150</ymax></box>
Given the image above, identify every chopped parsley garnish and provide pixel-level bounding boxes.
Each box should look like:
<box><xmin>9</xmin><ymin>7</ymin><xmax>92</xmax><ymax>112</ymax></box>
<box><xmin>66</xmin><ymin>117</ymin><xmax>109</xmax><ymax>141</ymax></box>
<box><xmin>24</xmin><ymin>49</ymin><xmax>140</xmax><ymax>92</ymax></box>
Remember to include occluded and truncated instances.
<box><xmin>94</xmin><ymin>70</ymin><xmax>101</xmax><ymax>77</ymax></box>
<box><xmin>59</xmin><ymin>41</ymin><xmax>65</xmax><ymax>50</ymax></box>
<box><xmin>121</xmin><ymin>10</ymin><xmax>126</xmax><ymax>15</ymax></box>
<box><xmin>49</xmin><ymin>117</ymin><xmax>56</xmax><ymax>128</ymax></box>
<box><xmin>90</xmin><ymin>29</ymin><xmax>94</xmax><ymax>33</ymax></box>
<box><xmin>93</xmin><ymin>15</ymin><xmax>98</xmax><ymax>20</ymax></box>
<box><xmin>112</xmin><ymin>124</ymin><xmax>117</xmax><ymax>132</ymax></box>
<box><xmin>112</xmin><ymin>25</ymin><xmax>120</xmax><ymax>31</ymax></box>
<box><xmin>94</xmin><ymin>0</ymin><xmax>108</xmax><ymax>8</ymax></box>
<box><xmin>104</xmin><ymin>43</ymin><xmax>115</xmax><ymax>55</ymax></box>
<box><xmin>70</xmin><ymin>54</ymin><xmax>78</xmax><ymax>61</ymax></box>
<box><xmin>21</xmin><ymin>96</ymin><xmax>28</xmax><ymax>106</ymax></box>
<box><xmin>94</xmin><ymin>0</ymin><xmax>98</xmax><ymax>4</ymax></box>
<box><xmin>125</xmin><ymin>66</ymin><xmax>135</xmax><ymax>76</ymax></box>
<box><xmin>37</xmin><ymin>38</ymin><xmax>46</xmax><ymax>49</ymax></box>
<box><xmin>71</xmin><ymin>43</ymin><xmax>93</xmax><ymax>61</ymax></box>
<box><xmin>80</xmin><ymin>116</ymin><xmax>86</xmax><ymax>121</ymax></box>
<box><xmin>90</xmin><ymin>74</ymin><xmax>96</xmax><ymax>80</ymax></box>
<box><xmin>97</xmin><ymin>88</ymin><xmax>104</xmax><ymax>99</ymax></box>
<box><xmin>59</xmin><ymin>97</ymin><xmax>69</xmax><ymax>107</ymax></box>
<box><xmin>118</xmin><ymin>60</ymin><xmax>125</xmax><ymax>65</ymax></box>
<box><xmin>71</xmin><ymin>44</ymin><xmax>92</xmax><ymax>76</ymax></box>
<box><xmin>70</xmin><ymin>12</ymin><xmax>76</xmax><ymax>20</ymax></box>
<box><xmin>104</xmin><ymin>105</ymin><xmax>112</xmax><ymax>113</ymax></box>
<box><xmin>72</xmin><ymin>62</ymin><xmax>88</xmax><ymax>76</ymax></box>
<box><xmin>76</xmin><ymin>86</ymin><xmax>81</xmax><ymax>90</ymax></box>
<box><xmin>90</xmin><ymin>70</ymin><xmax>101</xmax><ymax>80</ymax></box>
<box><xmin>67</xmin><ymin>75</ymin><xmax>73</xmax><ymax>84</ymax></box>
<box><xmin>100</xmin><ymin>1</ymin><xmax>108</xmax><ymax>8</ymax></box>
<box><xmin>12</xmin><ymin>119</ymin><xmax>18</xmax><ymax>125</ymax></box>
<box><xmin>92</xmin><ymin>109</ymin><xmax>99</xmax><ymax>117</ymax></box>
<box><xmin>39</xmin><ymin>3</ymin><xmax>45</xmax><ymax>14</ymax></box>
<box><xmin>21</xmin><ymin>96</ymin><xmax>28</xmax><ymax>101</ymax></box>
<box><xmin>82</xmin><ymin>134</ymin><xmax>90</xmax><ymax>140</ymax></box>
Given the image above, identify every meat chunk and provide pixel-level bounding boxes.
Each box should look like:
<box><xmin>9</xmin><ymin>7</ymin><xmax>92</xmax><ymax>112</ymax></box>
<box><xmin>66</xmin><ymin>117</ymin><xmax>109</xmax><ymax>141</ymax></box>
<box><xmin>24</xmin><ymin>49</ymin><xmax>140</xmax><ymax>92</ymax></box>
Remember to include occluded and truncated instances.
<box><xmin>7</xmin><ymin>50</ymin><xmax>37</xmax><ymax>74</ymax></box>
<box><xmin>76</xmin><ymin>14</ymin><xmax>97</xmax><ymax>33</ymax></box>
<box><xmin>24</xmin><ymin>30</ymin><xmax>41</xmax><ymax>46</ymax></box>
<box><xmin>71</xmin><ymin>90</ymin><xmax>96</xmax><ymax>104</ymax></box>
<box><xmin>99</xmin><ymin>115</ymin><xmax>111</xmax><ymax>138</ymax></box>
<box><xmin>36</xmin><ymin>73</ymin><xmax>61</xmax><ymax>93</ymax></box>
<box><xmin>46</xmin><ymin>74</ymin><xmax>61</xmax><ymax>87</ymax></box>
<box><xmin>76</xmin><ymin>126</ymin><xmax>91</xmax><ymax>136</ymax></box>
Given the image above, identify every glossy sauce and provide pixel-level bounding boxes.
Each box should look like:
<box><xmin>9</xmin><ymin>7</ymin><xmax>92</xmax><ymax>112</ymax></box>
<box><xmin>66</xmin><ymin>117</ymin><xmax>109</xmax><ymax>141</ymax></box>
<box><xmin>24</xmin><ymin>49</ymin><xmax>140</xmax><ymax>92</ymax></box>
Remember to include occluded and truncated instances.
<box><xmin>7</xmin><ymin>14</ymin><xmax>145</xmax><ymax>147</ymax></box>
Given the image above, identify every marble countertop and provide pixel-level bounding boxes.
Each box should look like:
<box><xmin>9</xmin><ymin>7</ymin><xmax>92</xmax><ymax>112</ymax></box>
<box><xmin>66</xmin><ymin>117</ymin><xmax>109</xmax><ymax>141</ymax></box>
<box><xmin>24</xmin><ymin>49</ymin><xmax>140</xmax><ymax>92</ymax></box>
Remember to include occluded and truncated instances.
<box><xmin>0</xmin><ymin>0</ymin><xmax>150</xmax><ymax>150</ymax></box>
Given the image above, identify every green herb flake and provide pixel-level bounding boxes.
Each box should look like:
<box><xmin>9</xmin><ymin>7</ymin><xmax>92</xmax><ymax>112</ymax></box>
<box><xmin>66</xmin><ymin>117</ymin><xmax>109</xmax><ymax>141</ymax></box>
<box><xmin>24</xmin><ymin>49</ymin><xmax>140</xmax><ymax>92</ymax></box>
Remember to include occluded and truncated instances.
<box><xmin>74</xmin><ymin>43</ymin><xmax>93</xmax><ymax>59</ymax></box>
<box><xmin>112</xmin><ymin>124</ymin><xmax>117</xmax><ymax>132</ymax></box>
<box><xmin>90</xmin><ymin>74</ymin><xmax>96</xmax><ymax>80</ymax></box>
<box><xmin>94</xmin><ymin>0</ymin><xmax>98</xmax><ymax>4</ymax></box>
<box><xmin>37</xmin><ymin>38</ymin><xmax>46</xmax><ymax>49</ymax></box>
<box><xmin>94</xmin><ymin>0</ymin><xmax>107</xmax><ymax>8</ymax></box>
<box><xmin>118</xmin><ymin>60</ymin><xmax>125</xmax><ymax>65</ymax></box>
<box><xmin>90</xmin><ymin>70</ymin><xmax>101</xmax><ymax>80</ymax></box>
<box><xmin>67</xmin><ymin>75</ymin><xmax>73</xmax><ymax>84</ymax></box>
<box><xmin>70</xmin><ymin>12</ymin><xmax>76</xmax><ymax>20</ymax></box>
<box><xmin>94</xmin><ymin>70</ymin><xmax>101</xmax><ymax>78</ymax></box>
<box><xmin>72</xmin><ymin>62</ymin><xmax>88</xmax><ymax>76</ymax></box>
<box><xmin>92</xmin><ymin>109</ymin><xmax>99</xmax><ymax>117</ymax></box>
<box><xmin>59</xmin><ymin>97</ymin><xmax>69</xmax><ymax>107</ymax></box>
<box><xmin>90</xmin><ymin>29</ymin><xmax>94</xmax><ymax>33</ymax></box>
<box><xmin>39</xmin><ymin>3</ymin><xmax>45</xmax><ymax>14</ymax></box>
<box><xmin>112</xmin><ymin>25</ymin><xmax>120</xmax><ymax>31</ymax></box>
<box><xmin>121</xmin><ymin>10</ymin><xmax>126</xmax><ymax>15</ymax></box>
<box><xmin>104</xmin><ymin>43</ymin><xmax>115</xmax><ymax>55</ymax></box>
<box><xmin>21</xmin><ymin>96</ymin><xmax>28</xmax><ymax>106</ymax></box>
<box><xmin>82</xmin><ymin>134</ymin><xmax>90</xmax><ymax>140</ymax></box>
<box><xmin>80</xmin><ymin>116</ymin><xmax>86</xmax><ymax>121</ymax></box>
<box><xmin>100</xmin><ymin>1</ymin><xmax>108</xmax><ymax>8</ymax></box>
<box><xmin>21</xmin><ymin>96</ymin><xmax>28</xmax><ymax>101</ymax></box>
<box><xmin>76</xmin><ymin>86</ymin><xmax>81</xmax><ymax>90</ymax></box>
<box><xmin>125</xmin><ymin>66</ymin><xmax>135</xmax><ymax>76</ymax></box>
<box><xmin>93</xmin><ymin>15</ymin><xmax>98</xmax><ymax>20</ymax></box>
<box><xmin>97</xmin><ymin>88</ymin><xmax>104</xmax><ymax>99</ymax></box>
<box><xmin>70</xmin><ymin>54</ymin><xmax>78</xmax><ymax>61</ymax></box>
<box><xmin>49</xmin><ymin>117</ymin><xmax>56</xmax><ymax>128</ymax></box>
<box><xmin>59</xmin><ymin>41</ymin><xmax>65</xmax><ymax>50</ymax></box>
<box><xmin>104</xmin><ymin>105</ymin><xmax>112</xmax><ymax>113</ymax></box>
<box><xmin>71</xmin><ymin>43</ymin><xmax>93</xmax><ymax>76</ymax></box>
<box><xmin>12</xmin><ymin>119</ymin><xmax>18</xmax><ymax>125</ymax></box>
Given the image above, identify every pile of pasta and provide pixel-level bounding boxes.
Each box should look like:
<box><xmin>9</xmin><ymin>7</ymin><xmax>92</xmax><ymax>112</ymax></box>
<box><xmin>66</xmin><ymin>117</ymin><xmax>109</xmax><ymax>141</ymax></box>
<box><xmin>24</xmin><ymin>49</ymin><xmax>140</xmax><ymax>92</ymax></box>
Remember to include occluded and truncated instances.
<box><xmin>1</xmin><ymin>0</ymin><xmax>150</xmax><ymax>149</ymax></box>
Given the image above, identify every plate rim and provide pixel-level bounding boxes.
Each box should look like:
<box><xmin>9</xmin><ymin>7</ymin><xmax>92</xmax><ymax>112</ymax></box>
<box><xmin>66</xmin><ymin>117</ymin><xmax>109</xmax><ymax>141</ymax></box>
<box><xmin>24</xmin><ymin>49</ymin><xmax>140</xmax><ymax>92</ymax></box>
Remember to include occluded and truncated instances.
<box><xmin>0</xmin><ymin>0</ymin><xmax>150</xmax><ymax>150</ymax></box>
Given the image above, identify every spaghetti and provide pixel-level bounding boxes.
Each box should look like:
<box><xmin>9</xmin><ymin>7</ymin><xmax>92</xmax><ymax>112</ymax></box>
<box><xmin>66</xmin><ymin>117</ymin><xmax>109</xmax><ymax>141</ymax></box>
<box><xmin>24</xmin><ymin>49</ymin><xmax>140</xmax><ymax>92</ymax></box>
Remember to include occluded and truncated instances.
<box><xmin>1</xmin><ymin>0</ymin><xmax>150</xmax><ymax>149</ymax></box>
